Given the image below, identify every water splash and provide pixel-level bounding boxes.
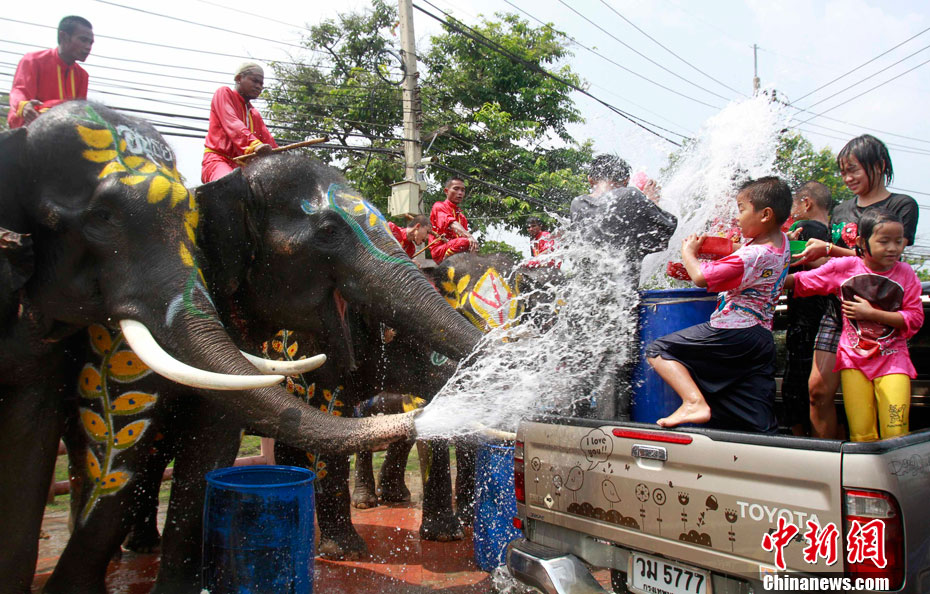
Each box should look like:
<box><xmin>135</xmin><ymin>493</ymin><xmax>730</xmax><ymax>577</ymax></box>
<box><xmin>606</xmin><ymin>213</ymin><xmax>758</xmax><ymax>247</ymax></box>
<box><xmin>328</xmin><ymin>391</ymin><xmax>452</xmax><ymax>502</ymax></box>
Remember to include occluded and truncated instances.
<box><xmin>415</xmin><ymin>95</ymin><xmax>791</xmax><ymax>438</ymax></box>
<box><xmin>642</xmin><ymin>95</ymin><xmax>791</xmax><ymax>286</ymax></box>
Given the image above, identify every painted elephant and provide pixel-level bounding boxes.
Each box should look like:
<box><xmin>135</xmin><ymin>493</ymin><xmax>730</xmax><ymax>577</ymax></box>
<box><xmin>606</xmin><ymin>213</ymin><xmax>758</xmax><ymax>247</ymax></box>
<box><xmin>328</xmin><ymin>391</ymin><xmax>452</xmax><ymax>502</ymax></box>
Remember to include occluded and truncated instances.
<box><xmin>350</xmin><ymin>251</ymin><xmax>562</xmax><ymax>539</ymax></box>
<box><xmin>46</xmin><ymin>152</ymin><xmax>484</xmax><ymax>591</ymax></box>
<box><xmin>0</xmin><ymin>103</ymin><xmax>417</xmax><ymax>593</ymax></box>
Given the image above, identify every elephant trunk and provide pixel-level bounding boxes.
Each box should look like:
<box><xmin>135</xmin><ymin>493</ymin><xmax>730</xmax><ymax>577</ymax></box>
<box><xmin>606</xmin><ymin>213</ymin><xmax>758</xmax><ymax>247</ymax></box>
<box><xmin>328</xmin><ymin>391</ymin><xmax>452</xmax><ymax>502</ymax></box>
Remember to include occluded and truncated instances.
<box><xmin>349</xmin><ymin>262</ymin><xmax>483</xmax><ymax>361</ymax></box>
<box><xmin>142</xmin><ymin>313</ymin><xmax>415</xmax><ymax>454</ymax></box>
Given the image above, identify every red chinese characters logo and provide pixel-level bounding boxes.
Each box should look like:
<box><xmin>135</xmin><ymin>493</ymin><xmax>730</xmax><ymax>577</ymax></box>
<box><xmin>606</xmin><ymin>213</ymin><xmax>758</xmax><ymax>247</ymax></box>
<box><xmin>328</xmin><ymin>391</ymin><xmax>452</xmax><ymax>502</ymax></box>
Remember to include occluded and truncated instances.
<box><xmin>847</xmin><ymin>519</ymin><xmax>887</xmax><ymax>568</ymax></box>
<box><xmin>803</xmin><ymin>520</ymin><xmax>839</xmax><ymax>566</ymax></box>
<box><xmin>761</xmin><ymin>517</ymin><xmax>799</xmax><ymax>570</ymax></box>
<box><xmin>760</xmin><ymin>518</ymin><xmax>885</xmax><ymax>570</ymax></box>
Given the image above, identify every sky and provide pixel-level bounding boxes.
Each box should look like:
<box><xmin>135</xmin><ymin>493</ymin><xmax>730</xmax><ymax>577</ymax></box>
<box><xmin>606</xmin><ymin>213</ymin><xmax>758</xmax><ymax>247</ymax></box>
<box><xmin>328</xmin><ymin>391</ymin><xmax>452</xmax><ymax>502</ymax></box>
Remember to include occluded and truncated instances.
<box><xmin>3</xmin><ymin>0</ymin><xmax>929</xmax><ymax>257</ymax></box>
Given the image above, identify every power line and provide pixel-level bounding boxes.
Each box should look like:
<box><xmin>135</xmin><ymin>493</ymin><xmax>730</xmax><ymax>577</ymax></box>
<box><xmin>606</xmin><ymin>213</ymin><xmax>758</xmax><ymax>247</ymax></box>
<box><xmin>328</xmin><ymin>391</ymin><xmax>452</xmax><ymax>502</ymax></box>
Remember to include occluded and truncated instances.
<box><xmin>553</xmin><ymin>0</ymin><xmax>728</xmax><ymax>106</ymax></box>
<box><xmin>792</xmin><ymin>55</ymin><xmax>930</xmax><ymax>127</ymax></box>
<box><xmin>595</xmin><ymin>0</ymin><xmax>746</xmax><ymax>98</ymax></box>
<box><xmin>801</xmin><ymin>43</ymin><xmax>930</xmax><ymax>111</ymax></box>
<box><xmin>792</xmin><ymin>26</ymin><xmax>930</xmax><ymax>104</ymax></box>
<box><xmin>413</xmin><ymin>0</ymin><xmax>684</xmax><ymax>146</ymax></box>
<box><xmin>92</xmin><ymin>0</ymin><xmax>319</xmax><ymax>55</ymax></box>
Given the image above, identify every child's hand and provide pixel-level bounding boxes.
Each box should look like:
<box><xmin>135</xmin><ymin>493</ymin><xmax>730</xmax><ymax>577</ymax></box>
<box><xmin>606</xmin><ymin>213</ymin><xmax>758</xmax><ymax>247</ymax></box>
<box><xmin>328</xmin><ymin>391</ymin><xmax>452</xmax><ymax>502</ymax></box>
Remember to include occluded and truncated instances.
<box><xmin>682</xmin><ymin>234</ymin><xmax>703</xmax><ymax>257</ymax></box>
<box><xmin>793</xmin><ymin>238</ymin><xmax>829</xmax><ymax>265</ymax></box>
<box><xmin>841</xmin><ymin>295</ymin><xmax>876</xmax><ymax>321</ymax></box>
<box><xmin>787</xmin><ymin>227</ymin><xmax>802</xmax><ymax>241</ymax></box>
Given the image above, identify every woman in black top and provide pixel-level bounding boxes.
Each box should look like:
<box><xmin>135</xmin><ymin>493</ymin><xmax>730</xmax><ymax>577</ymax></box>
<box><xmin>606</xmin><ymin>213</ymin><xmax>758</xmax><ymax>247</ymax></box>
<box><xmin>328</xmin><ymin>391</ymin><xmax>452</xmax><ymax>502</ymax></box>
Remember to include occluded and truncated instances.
<box><xmin>794</xmin><ymin>134</ymin><xmax>919</xmax><ymax>439</ymax></box>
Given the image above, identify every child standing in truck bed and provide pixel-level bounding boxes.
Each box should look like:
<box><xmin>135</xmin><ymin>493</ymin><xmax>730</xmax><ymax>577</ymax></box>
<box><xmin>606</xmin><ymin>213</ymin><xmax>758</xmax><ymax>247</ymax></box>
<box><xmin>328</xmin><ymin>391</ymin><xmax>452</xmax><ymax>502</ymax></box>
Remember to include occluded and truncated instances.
<box><xmin>646</xmin><ymin>176</ymin><xmax>792</xmax><ymax>433</ymax></box>
<box><xmin>786</xmin><ymin>209</ymin><xmax>924</xmax><ymax>441</ymax></box>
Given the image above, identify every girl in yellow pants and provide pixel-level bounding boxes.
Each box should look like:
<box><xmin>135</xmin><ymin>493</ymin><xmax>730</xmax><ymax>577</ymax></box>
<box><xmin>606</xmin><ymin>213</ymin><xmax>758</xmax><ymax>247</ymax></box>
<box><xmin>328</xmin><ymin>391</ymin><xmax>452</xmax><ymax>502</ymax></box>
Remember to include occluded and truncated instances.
<box><xmin>840</xmin><ymin>370</ymin><xmax>910</xmax><ymax>442</ymax></box>
<box><xmin>786</xmin><ymin>208</ymin><xmax>924</xmax><ymax>442</ymax></box>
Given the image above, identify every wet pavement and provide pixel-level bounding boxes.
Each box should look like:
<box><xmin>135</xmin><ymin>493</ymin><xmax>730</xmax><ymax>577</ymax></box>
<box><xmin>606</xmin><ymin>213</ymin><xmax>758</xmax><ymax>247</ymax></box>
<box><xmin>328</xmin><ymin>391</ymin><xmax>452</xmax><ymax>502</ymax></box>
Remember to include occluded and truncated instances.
<box><xmin>32</xmin><ymin>477</ymin><xmax>495</xmax><ymax>593</ymax></box>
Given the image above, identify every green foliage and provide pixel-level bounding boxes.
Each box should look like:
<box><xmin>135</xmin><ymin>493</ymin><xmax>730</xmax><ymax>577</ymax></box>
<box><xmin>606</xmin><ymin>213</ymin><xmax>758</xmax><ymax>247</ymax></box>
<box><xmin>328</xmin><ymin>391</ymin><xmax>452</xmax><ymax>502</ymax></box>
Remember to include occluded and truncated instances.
<box><xmin>0</xmin><ymin>92</ymin><xmax>9</xmax><ymax>132</ymax></box>
<box><xmin>775</xmin><ymin>131</ymin><xmax>855</xmax><ymax>206</ymax></box>
<box><xmin>479</xmin><ymin>240</ymin><xmax>523</xmax><ymax>260</ymax></box>
<box><xmin>267</xmin><ymin>1</ymin><xmax>592</xmax><ymax>230</ymax></box>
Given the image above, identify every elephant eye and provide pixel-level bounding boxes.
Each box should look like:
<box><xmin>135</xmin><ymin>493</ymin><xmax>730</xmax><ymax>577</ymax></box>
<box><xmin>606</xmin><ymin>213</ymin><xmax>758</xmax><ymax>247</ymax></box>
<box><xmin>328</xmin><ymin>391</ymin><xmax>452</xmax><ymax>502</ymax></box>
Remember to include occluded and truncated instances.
<box><xmin>91</xmin><ymin>208</ymin><xmax>112</xmax><ymax>222</ymax></box>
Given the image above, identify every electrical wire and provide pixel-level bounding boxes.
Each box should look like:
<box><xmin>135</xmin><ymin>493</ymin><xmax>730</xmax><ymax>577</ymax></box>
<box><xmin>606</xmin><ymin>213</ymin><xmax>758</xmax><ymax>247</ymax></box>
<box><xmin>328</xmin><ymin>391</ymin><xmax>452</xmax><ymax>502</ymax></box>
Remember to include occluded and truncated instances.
<box><xmin>413</xmin><ymin>0</ymin><xmax>683</xmax><ymax>146</ymax></box>
<box><xmin>554</xmin><ymin>0</ymin><xmax>729</xmax><ymax>105</ymax></box>
<box><xmin>792</xmin><ymin>26</ymin><xmax>930</xmax><ymax>104</ymax></box>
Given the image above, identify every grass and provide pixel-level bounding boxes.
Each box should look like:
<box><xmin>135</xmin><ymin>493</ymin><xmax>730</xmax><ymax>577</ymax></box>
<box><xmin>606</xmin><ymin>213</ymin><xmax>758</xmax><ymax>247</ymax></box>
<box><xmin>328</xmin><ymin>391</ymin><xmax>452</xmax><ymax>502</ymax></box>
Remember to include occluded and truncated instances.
<box><xmin>45</xmin><ymin>435</ymin><xmax>441</xmax><ymax>514</ymax></box>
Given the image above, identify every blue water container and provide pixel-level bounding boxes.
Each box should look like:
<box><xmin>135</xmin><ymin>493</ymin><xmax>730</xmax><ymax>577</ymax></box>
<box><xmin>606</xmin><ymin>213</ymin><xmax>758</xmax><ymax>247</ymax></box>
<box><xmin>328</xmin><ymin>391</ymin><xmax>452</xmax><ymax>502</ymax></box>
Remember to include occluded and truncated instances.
<box><xmin>631</xmin><ymin>288</ymin><xmax>717</xmax><ymax>423</ymax></box>
<box><xmin>203</xmin><ymin>465</ymin><xmax>316</xmax><ymax>594</ymax></box>
<box><xmin>473</xmin><ymin>443</ymin><xmax>523</xmax><ymax>571</ymax></box>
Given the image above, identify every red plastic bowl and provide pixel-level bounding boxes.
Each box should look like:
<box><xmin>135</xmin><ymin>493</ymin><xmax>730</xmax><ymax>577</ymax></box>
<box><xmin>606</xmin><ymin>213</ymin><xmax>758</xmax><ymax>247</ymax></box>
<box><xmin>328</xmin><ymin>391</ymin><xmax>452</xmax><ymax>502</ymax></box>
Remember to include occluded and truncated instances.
<box><xmin>698</xmin><ymin>236</ymin><xmax>734</xmax><ymax>259</ymax></box>
<box><xmin>666</xmin><ymin>262</ymin><xmax>691</xmax><ymax>281</ymax></box>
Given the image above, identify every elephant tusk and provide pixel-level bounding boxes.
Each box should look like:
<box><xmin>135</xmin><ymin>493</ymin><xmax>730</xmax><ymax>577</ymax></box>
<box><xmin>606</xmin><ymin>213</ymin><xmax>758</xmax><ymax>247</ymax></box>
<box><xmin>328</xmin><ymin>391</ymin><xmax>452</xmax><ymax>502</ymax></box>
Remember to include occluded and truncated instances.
<box><xmin>119</xmin><ymin>320</ymin><xmax>286</xmax><ymax>390</ymax></box>
<box><xmin>240</xmin><ymin>352</ymin><xmax>327</xmax><ymax>376</ymax></box>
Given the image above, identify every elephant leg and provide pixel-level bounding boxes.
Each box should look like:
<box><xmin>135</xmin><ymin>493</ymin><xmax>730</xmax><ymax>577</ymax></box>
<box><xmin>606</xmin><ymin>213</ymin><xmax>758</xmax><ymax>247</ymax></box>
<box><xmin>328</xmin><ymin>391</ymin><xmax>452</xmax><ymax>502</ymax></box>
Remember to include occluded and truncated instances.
<box><xmin>0</xmin><ymin>383</ymin><xmax>67</xmax><ymax>594</ymax></box>
<box><xmin>45</xmin><ymin>419</ymin><xmax>171</xmax><ymax>593</ymax></box>
<box><xmin>418</xmin><ymin>440</ymin><xmax>463</xmax><ymax>542</ymax></box>
<box><xmin>454</xmin><ymin>440</ymin><xmax>477</xmax><ymax>525</ymax></box>
<box><xmin>377</xmin><ymin>439</ymin><xmax>412</xmax><ymax>503</ymax></box>
<box><xmin>308</xmin><ymin>451</ymin><xmax>367</xmax><ymax>559</ymax></box>
<box><xmin>351</xmin><ymin>450</ymin><xmax>379</xmax><ymax>509</ymax></box>
<box><xmin>153</xmin><ymin>408</ymin><xmax>242</xmax><ymax>594</ymax></box>
<box><xmin>122</xmin><ymin>493</ymin><xmax>161</xmax><ymax>553</ymax></box>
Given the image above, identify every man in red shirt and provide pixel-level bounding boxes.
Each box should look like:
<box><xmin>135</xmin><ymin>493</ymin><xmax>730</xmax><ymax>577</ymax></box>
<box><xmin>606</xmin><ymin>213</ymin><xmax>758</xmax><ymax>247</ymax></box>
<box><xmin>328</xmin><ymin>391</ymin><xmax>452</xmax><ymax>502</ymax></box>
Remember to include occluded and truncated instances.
<box><xmin>429</xmin><ymin>177</ymin><xmax>478</xmax><ymax>263</ymax></box>
<box><xmin>7</xmin><ymin>16</ymin><xmax>94</xmax><ymax>128</ymax></box>
<box><xmin>202</xmin><ymin>63</ymin><xmax>278</xmax><ymax>183</ymax></box>
<box><xmin>527</xmin><ymin>217</ymin><xmax>554</xmax><ymax>257</ymax></box>
<box><xmin>387</xmin><ymin>214</ymin><xmax>431</xmax><ymax>258</ymax></box>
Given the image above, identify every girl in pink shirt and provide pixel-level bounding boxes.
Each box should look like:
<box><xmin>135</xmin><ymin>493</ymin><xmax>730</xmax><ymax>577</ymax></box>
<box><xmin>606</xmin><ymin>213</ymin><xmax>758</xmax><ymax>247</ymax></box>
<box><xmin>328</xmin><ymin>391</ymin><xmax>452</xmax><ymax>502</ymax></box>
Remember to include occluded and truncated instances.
<box><xmin>787</xmin><ymin>210</ymin><xmax>924</xmax><ymax>441</ymax></box>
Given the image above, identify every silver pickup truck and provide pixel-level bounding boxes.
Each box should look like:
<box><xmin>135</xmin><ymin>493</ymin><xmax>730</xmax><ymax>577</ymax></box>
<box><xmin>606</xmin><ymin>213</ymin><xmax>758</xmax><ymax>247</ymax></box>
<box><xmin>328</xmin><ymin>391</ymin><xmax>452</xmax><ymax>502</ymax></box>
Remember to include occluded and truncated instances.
<box><xmin>507</xmin><ymin>289</ymin><xmax>930</xmax><ymax>594</ymax></box>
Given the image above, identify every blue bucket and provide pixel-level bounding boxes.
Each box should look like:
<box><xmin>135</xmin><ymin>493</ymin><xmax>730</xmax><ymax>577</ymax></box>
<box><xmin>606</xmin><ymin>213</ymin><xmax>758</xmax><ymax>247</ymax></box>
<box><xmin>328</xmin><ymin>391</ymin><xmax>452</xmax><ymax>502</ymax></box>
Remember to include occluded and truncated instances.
<box><xmin>631</xmin><ymin>288</ymin><xmax>717</xmax><ymax>423</ymax></box>
<box><xmin>203</xmin><ymin>465</ymin><xmax>316</xmax><ymax>594</ymax></box>
<box><xmin>473</xmin><ymin>443</ymin><xmax>523</xmax><ymax>571</ymax></box>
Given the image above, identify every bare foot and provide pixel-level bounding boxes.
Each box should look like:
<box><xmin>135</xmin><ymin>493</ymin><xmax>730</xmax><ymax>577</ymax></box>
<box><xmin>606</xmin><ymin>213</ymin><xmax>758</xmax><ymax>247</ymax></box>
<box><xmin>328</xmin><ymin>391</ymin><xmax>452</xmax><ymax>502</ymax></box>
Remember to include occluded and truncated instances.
<box><xmin>657</xmin><ymin>401</ymin><xmax>711</xmax><ymax>427</ymax></box>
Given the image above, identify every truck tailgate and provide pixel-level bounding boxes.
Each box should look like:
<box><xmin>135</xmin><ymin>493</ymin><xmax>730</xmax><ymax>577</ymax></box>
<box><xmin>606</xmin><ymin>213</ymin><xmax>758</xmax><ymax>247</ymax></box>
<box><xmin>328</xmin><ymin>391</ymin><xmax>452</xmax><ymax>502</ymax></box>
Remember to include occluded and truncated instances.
<box><xmin>520</xmin><ymin>419</ymin><xmax>845</xmax><ymax>581</ymax></box>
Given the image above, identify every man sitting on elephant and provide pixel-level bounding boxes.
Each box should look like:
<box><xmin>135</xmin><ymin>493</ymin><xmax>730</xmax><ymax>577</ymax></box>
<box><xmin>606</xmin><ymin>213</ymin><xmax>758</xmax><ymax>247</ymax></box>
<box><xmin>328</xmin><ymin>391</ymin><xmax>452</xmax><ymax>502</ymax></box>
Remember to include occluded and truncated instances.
<box><xmin>201</xmin><ymin>62</ymin><xmax>278</xmax><ymax>183</ymax></box>
<box><xmin>430</xmin><ymin>176</ymin><xmax>479</xmax><ymax>263</ymax></box>
<box><xmin>7</xmin><ymin>15</ymin><xmax>94</xmax><ymax>128</ymax></box>
<box><xmin>388</xmin><ymin>214</ymin><xmax>431</xmax><ymax>258</ymax></box>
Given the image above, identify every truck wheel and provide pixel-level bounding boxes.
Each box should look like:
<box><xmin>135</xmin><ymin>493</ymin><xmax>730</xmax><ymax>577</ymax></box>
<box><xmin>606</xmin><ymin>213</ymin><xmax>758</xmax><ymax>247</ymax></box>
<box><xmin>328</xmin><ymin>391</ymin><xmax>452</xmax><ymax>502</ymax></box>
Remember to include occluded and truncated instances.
<box><xmin>610</xmin><ymin>569</ymin><xmax>630</xmax><ymax>594</ymax></box>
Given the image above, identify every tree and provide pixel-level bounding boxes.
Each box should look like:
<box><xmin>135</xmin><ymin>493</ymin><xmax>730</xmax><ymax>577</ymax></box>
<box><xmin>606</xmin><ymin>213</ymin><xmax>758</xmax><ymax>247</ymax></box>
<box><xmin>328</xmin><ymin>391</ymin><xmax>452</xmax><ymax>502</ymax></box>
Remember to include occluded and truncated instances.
<box><xmin>266</xmin><ymin>1</ymin><xmax>592</xmax><ymax>233</ymax></box>
<box><xmin>775</xmin><ymin>131</ymin><xmax>854</xmax><ymax>206</ymax></box>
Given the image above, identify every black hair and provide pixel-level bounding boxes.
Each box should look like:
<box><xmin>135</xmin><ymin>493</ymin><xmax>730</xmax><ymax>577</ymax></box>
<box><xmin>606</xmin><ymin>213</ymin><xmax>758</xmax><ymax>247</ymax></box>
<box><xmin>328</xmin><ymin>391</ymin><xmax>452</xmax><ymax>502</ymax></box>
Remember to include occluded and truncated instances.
<box><xmin>737</xmin><ymin>176</ymin><xmax>792</xmax><ymax>224</ymax></box>
<box><xmin>837</xmin><ymin>134</ymin><xmax>893</xmax><ymax>192</ymax></box>
<box><xmin>794</xmin><ymin>181</ymin><xmax>833</xmax><ymax>213</ymax></box>
<box><xmin>589</xmin><ymin>154</ymin><xmax>631</xmax><ymax>184</ymax></box>
<box><xmin>444</xmin><ymin>176</ymin><xmax>465</xmax><ymax>189</ymax></box>
<box><xmin>526</xmin><ymin>216</ymin><xmax>542</xmax><ymax>226</ymax></box>
<box><xmin>58</xmin><ymin>16</ymin><xmax>92</xmax><ymax>35</ymax></box>
<box><xmin>408</xmin><ymin>214</ymin><xmax>430</xmax><ymax>228</ymax></box>
<box><xmin>855</xmin><ymin>208</ymin><xmax>902</xmax><ymax>257</ymax></box>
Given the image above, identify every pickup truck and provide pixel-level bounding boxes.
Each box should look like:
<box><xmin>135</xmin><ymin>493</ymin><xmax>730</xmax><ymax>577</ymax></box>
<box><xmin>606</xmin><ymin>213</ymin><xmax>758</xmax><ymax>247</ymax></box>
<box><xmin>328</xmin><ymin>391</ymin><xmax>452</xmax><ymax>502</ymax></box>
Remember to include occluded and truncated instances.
<box><xmin>507</xmin><ymin>286</ymin><xmax>930</xmax><ymax>594</ymax></box>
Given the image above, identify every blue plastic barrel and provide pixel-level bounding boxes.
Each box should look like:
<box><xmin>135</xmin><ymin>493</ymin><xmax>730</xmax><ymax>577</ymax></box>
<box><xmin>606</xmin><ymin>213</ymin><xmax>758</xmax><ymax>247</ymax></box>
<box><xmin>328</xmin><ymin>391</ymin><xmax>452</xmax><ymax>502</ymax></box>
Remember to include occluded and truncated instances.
<box><xmin>631</xmin><ymin>288</ymin><xmax>717</xmax><ymax>423</ymax></box>
<box><xmin>203</xmin><ymin>465</ymin><xmax>316</xmax><ymax>594</ymax></box>
<box><xmin>473</xmin><ymin>443</ymin><xmax>523</xmax><ymax>571</ymax></box>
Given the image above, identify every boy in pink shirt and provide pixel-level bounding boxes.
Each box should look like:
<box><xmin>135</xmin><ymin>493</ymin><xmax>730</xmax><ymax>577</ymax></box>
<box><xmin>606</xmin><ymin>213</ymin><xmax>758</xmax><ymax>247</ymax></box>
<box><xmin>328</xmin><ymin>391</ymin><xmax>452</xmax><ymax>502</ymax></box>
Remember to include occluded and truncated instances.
<box><xmin>646</xmin><ymin>177</ymin><xmax>793</xmax><ymax>433</ymax></box>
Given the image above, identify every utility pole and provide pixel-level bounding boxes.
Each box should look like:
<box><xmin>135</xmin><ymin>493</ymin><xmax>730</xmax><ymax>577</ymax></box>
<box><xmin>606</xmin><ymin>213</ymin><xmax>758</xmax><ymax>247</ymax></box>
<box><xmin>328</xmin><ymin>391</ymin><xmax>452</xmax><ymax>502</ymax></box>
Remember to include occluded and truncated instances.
<box><xmin>389</xmin><ymin>0</ymin><xmax>424</xmax><ymax>217</ymax></box>
<box><xmin>752</xmin><ymin>43</ymin><xmax>760</xmax><ymax>96</ymax></box>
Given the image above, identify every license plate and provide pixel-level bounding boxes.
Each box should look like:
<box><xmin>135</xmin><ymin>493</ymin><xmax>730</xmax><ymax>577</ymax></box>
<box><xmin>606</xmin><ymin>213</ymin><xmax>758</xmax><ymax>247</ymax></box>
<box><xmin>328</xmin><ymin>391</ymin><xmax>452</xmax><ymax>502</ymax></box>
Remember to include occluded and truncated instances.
<box><xmin>628</xmin><ymin>552</ymin><xmax>710</xmax><ymax>594</ymax></box>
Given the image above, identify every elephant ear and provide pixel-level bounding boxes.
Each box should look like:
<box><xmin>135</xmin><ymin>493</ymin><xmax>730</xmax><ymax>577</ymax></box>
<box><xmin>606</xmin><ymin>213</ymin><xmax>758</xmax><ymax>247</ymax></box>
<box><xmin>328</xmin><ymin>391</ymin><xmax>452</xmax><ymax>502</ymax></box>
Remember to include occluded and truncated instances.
<box><xmin>195</xmin><ymin>169</ymin><xmax>259</xmax><ymax>297</ymax></box>
<box><xmin>0</xmin><ymin>128</ymin><xmax>31</xmax><ymax>233</ymax></box>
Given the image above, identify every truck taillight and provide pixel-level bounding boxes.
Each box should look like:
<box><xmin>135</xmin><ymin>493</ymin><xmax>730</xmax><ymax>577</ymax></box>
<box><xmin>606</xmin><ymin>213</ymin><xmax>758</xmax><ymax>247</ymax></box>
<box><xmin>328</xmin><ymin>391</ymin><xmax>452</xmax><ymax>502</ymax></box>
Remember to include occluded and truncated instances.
<box><xmin>514</xmin><ymin>440</ymin><xmax>525</xmax><ymax>504</ymax></box>
<box><xmin>843</xmin><ymin>488</ymin><xmax>904</xmax><ymax>590</ymax></box>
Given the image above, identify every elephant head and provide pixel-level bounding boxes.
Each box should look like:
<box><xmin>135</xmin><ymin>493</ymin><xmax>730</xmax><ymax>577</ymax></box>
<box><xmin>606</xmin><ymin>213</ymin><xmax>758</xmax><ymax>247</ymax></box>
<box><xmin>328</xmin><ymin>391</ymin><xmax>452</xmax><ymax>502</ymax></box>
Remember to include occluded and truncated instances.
<box><xmin>195</xmin><ymin>154</ymin><xmax>483</xmax><ymax>372</ymax></box>
<box><xmin>0</xmin><ymin>102</ymin><xmax>416</xmax><ymax>452</ymax></box>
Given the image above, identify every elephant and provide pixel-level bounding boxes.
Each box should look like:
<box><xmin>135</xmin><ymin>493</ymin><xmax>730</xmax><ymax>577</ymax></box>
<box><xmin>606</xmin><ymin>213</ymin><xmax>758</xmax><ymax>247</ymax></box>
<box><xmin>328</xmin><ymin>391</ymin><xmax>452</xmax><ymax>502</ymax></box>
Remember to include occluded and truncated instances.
<box><xmin>0</xmin><ymin>103</ymin><xmax>418</xmax><ymax>593</ymax></box>
<box><xmin>350</xmin><ymin>251</ymin><xmax>563</xmax><ymax>539</ymax></box>
<box><xmin>45</xmin><ymin>152</ymin><xmax>484</xmax><ymax>591</ymax></box>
